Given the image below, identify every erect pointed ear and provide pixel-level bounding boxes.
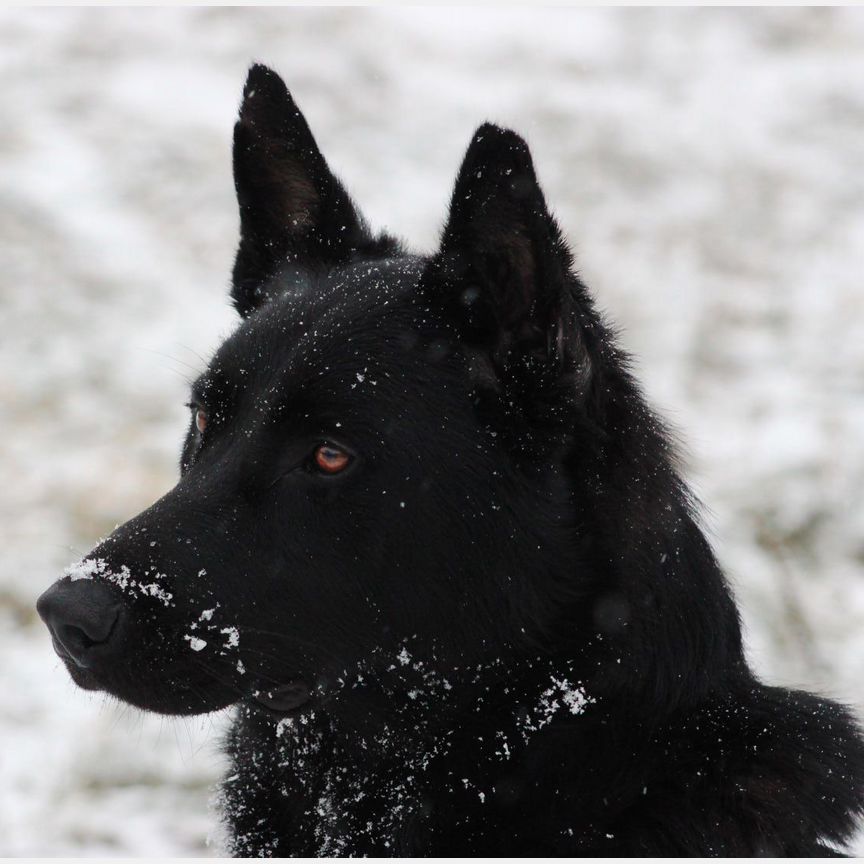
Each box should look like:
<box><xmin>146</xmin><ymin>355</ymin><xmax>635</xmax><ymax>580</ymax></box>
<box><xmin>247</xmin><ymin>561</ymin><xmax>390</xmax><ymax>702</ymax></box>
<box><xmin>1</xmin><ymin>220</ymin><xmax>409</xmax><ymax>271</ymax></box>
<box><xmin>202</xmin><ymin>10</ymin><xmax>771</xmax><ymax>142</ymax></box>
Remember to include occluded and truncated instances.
<box><xmin>231</xmin><ymin>64</ymin><xmax>371</xmax><ymax>317</ymax></box>
<box><xmin>423</xmin><ymin>123</ymin><xmax>579</xmax><ymax>368</ymax></box>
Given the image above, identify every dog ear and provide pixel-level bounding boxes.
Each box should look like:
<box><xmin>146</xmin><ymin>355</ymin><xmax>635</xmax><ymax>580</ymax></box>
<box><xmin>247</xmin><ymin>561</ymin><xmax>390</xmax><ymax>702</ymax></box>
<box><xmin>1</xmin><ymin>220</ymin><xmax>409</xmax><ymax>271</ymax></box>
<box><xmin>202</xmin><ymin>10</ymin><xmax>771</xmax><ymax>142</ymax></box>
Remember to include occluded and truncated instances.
<box><xmin>231</xmin><ymin>64</ymin><xmax>371</xmax><ymax>317</ymax></box>
<box><xmin>424</xmin><ymin>123</ymin><xmax>581</xmax><ymax>373</ymax></box>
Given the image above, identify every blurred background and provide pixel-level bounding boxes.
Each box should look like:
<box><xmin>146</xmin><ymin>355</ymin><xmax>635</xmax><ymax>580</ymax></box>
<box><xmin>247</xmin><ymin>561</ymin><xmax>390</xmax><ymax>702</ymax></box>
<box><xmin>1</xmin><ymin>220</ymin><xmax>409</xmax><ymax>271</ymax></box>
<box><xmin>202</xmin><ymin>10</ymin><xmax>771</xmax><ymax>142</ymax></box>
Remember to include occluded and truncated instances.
<box><xmin>1</xmin><ymin>7</ymin><xmax>863</xmax><ymax>855</ymax></box>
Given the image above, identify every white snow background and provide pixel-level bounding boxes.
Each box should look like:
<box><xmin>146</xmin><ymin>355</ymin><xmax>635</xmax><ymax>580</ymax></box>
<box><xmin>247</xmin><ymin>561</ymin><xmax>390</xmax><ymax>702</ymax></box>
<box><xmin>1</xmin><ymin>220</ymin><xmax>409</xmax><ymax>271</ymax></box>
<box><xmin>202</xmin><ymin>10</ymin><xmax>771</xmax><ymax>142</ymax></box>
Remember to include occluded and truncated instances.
<box><xmin>1</xmin><ymin>7</ymin><xmax>863</xmax><ymax>856</ymax></box>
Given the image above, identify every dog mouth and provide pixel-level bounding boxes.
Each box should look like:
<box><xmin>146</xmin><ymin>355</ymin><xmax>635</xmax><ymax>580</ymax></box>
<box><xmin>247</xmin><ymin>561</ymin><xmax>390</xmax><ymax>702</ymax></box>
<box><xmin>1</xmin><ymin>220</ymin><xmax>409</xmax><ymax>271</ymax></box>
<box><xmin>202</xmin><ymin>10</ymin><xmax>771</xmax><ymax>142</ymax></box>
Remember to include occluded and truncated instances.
<box><xmin>55</xmin><ymin>652</ymin><xmax>104</xmax><ymax>691</ymax></box>
<box><xmin>252</xmin><ymin>681</ymin><xmax>312</xmax><ymax>714</ymax></box>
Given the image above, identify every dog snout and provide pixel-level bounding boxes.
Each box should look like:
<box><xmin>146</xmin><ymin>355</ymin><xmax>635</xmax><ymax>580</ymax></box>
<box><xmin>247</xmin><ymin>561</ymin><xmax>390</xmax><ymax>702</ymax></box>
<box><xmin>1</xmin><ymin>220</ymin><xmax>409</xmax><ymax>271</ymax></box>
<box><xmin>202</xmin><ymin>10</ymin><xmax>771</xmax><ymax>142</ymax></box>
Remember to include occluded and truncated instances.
<box><xmin>37</xmin><ymin>579</ymin><xmax>124</xmax><ymax>668</ymax></box>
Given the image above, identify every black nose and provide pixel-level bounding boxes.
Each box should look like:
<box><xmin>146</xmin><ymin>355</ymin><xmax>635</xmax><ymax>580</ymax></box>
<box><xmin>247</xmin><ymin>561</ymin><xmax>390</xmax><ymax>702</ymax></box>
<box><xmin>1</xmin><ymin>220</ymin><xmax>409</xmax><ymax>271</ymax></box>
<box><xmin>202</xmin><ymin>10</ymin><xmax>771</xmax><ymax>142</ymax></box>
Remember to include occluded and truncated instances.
<box><xmin>37</xmin><ymin>579</ymin><xmax>123</xmax><ymax>668</ymax></box>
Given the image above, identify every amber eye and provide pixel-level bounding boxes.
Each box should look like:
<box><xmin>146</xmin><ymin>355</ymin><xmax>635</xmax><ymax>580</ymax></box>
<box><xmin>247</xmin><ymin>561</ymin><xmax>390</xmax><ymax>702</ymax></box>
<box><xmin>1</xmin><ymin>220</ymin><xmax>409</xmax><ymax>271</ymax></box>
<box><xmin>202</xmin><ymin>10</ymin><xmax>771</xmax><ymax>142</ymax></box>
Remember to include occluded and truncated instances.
<box><xmin>313</xmin><ymin>444</ymin><xmax>351</xmax><ymax>475</ymax></box>
<box><xmin>195</xmin><ymin>408</ymin><xmax>208</xmax><ymax>435</ymax></box>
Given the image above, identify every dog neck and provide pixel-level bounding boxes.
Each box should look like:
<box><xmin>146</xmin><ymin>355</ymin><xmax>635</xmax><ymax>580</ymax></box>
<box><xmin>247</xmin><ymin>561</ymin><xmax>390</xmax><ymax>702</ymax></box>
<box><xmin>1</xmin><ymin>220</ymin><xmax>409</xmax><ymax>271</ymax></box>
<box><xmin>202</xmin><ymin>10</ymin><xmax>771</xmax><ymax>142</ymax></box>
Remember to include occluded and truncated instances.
<box><xmin>224</xmin><ymin>649</ymin><xmax>600</xmax><ymax>854</ymax></box>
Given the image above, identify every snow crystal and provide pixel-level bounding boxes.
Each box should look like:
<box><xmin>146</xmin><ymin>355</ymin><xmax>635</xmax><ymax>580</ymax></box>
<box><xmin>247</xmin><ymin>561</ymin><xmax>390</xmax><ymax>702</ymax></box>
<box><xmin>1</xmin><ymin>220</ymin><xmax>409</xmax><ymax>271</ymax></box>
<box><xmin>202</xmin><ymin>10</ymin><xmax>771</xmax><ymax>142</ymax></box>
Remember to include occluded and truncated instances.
<box><xmin>553</xmin><ymin>677</ymin><xmax>590</xmax><ymax>715</ymax></box>
<box><xmin>275</xmin><ymin>717</ymin><xmax>295</xmax><ymax>738</ymax></box>
<box><xmin>64</xmin><ymin>557</ymin><xmax>106</xmax><ymax>581</ymax></box>
<box><xmin>220</xmin><ymin>626</ymin><xmax>240</xmax><ymax>649</ymax></box>
<box><xmin>62</xmin><ymin>558</ymin><xmax>173</xmax><ymax>606</ymax></box>
<box><xmin>184</xmin><ymin>635</ymin><xmax>207</xmax><ymax>652</ymax></box>
<box><xmin>138</xmin><ymin>582</ymin><xmax>173</xmax><ymax>605</ymax></box>
<box><xmin>517</xmin><ymin>676</ymin><xmax>593</xmax><ymax>742</ymax></box>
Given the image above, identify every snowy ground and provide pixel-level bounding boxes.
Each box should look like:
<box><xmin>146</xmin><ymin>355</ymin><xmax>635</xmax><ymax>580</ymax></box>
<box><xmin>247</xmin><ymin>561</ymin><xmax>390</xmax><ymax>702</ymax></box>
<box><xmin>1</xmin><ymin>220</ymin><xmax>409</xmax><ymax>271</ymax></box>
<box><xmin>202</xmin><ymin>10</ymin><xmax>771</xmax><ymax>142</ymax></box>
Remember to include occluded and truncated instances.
<box><xmin>2</xmin><ymin>8</ymin><xmax>863</xmax><ymax>856</ymax></box>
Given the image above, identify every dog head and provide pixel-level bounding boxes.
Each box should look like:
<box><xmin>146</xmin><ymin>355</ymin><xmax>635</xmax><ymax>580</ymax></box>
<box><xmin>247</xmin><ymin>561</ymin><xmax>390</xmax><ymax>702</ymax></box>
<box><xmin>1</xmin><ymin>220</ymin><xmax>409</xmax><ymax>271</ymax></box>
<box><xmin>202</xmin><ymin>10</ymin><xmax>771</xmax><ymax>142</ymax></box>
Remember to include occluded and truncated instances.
<box><xmin>37</xmin><ymin>65</ymin><xmax>597</xmax><ymax>716</ymax></box>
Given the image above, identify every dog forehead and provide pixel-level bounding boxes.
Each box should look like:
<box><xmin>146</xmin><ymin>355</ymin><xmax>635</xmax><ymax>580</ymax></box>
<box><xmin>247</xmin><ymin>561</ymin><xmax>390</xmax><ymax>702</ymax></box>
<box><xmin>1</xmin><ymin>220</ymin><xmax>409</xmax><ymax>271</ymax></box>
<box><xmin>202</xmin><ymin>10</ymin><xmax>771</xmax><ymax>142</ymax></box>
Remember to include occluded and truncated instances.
<box><xmin>209</xmin><ymin>256</ymin><xmax>431</xmax><ymax>397</ymax></box>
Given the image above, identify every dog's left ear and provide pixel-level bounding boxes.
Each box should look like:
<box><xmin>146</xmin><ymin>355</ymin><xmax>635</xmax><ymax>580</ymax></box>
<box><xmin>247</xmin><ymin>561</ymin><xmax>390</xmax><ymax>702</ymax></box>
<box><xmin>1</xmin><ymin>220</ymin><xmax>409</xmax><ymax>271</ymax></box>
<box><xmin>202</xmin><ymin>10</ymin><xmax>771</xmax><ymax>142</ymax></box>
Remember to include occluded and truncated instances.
<box><xmin>422</xmin><ymin>124</ymin><xmax>584</xmax><ymax>380</ymax></box>
<box><xmin>231</xmin><ymin>64</ymin><xmax>372</xmax><ymax>317</ymax></box>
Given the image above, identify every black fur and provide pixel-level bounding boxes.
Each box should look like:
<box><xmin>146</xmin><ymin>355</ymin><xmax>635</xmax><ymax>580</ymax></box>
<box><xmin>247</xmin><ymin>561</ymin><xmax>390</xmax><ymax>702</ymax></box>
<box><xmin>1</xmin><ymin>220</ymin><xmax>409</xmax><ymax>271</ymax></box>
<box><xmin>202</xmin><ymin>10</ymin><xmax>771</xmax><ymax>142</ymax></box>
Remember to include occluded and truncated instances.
<box><xmin>37</xmin><ymin>64</ymin><xmax>864</xmax><ymax>856</ymax></box>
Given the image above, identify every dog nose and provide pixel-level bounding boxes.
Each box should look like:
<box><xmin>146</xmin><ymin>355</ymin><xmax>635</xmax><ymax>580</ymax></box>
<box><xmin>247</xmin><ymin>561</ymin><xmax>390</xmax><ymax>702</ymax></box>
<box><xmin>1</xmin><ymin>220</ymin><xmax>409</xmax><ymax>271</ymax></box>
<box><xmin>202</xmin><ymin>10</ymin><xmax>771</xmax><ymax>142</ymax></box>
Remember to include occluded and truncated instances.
<box><xmin>37</xmin><ymin>579</ymin><xmax>123</xmax><ymax>668</ymax></box>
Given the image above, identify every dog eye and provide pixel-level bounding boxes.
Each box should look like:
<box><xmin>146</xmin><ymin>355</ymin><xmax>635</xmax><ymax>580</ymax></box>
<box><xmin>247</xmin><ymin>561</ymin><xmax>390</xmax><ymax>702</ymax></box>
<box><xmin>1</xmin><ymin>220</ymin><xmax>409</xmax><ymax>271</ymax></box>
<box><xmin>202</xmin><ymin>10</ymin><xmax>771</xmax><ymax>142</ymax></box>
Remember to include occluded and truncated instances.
<box><xmin>194</xmin><ymin>407</ymin><xmax>208</xmax><ymax>435</ymax></box>
<box><xmin>313</xmin><ymin>444</ymin><xmax>351</xmax><ymax>475</ymax></box>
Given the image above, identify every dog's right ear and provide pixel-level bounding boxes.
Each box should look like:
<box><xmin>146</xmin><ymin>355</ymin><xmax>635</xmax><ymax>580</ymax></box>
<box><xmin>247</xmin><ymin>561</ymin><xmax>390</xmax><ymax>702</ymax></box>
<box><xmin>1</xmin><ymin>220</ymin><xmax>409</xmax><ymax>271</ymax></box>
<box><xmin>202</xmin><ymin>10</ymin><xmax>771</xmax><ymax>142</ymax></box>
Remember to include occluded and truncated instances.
<box><xmin>231</xmin><ymin>64</ymin><xmax>371</xmax><ymax>317</ymax></box>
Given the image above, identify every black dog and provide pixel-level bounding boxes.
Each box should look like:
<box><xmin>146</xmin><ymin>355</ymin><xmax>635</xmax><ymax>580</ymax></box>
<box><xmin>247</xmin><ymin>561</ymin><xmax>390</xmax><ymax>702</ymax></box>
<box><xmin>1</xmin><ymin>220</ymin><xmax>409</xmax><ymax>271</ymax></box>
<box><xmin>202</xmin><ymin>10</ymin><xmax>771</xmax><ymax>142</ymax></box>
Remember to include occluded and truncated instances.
<box><xmin>37</xmin><ymin>65</ymin><xmax>864</xmax><ymax>856</ymax></box>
